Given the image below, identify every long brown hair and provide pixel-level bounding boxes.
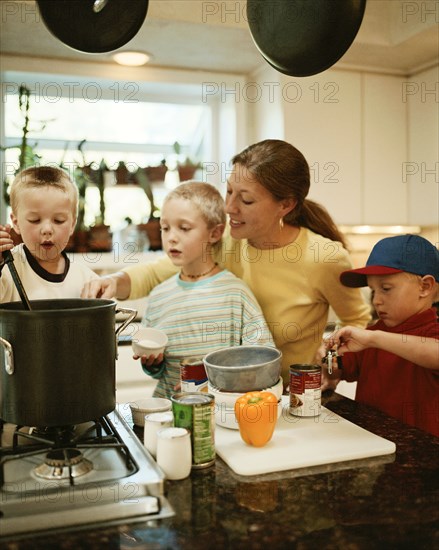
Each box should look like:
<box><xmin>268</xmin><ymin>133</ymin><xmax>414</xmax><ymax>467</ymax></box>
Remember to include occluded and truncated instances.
<box><xmin>231</xmin><ymin>140</ymin><xmax>347</xmax><ymax>248</ymax></box>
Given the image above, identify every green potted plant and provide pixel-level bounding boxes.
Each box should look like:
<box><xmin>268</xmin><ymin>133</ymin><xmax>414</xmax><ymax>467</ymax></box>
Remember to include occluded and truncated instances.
<box><xmin>134</xmin><ymin>167</ymin><xmax>162</xmax><ymax>250</ymax></box>
<box><xmin>1</xmin><ymin>85</ymin><xmax>43</xmax><ymax>244</ymax></box>
<box><xmin>65</xmin><ymin>139</ymin><xmax>93</xmax><ymax>252</ymax></box>
<box><xmin>172</xmin><ymin>141</ymin><xmax>202</xmax><ymax>182</ymax></box>
<box><xmin>87</xmin><ymin>159</ymin><xmax>113</xmax><ymax>251</ymax></box>
<box><xmin>144</xmin><ymin>158</ymin><xmax>168</xmax><ymax>183</ymax></box>
<box><xmin>115</xmin><ymin>160</ymin><xmax>138</xmax><ymax>184</ymax></box>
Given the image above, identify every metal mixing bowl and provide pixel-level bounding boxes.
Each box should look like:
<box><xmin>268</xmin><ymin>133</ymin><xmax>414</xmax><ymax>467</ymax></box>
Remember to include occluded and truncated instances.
<box><xmin>203</xmin><ymin>345</ymin><xmax>282</xmax><ymax>393</ymax></box>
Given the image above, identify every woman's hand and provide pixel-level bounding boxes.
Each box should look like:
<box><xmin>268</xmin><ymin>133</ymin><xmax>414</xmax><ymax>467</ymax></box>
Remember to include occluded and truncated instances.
<box><xmin>81</xmin><ymin>277</ymin><xmax>117</xmax><ymax>299</ymax></box>
<box><xmin>0</xmin><ymin>224</ymin><xmax>14</xmax><ymax>261</ymax></box>
<box><xmin>314</xmin><ymin>342</ymin><xmax>327</xmax><ymax>365</ymax></box>
<box><xmin>321</xmin><ymin>365</ymin><xmax>342</xmax><ymax>391</ymax></box>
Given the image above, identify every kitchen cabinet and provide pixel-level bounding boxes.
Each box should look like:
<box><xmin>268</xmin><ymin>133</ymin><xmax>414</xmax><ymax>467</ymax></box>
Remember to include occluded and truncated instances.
<box><xmin>249</xmin><ymin>66</ymin><xmax>433</xmax><ymax>226</ymax></box>
<box><xmin>287</xmin><ymin>70</ymin><xmax>406</xmax><ymax>225</ymax></box>
<box><xmin>363</xmin><ymin>73</ymin><xmax>407</xmax><ymax>224</ymax></box>
<box><xmin>407</xmin><ymin>65</ymin><xmax>439</xmax><ymax>226</ymax></box>
<box><xmin>280</xmin><ymin>69</ymin><xmax>363</xmax><ymax>225</ymax></box>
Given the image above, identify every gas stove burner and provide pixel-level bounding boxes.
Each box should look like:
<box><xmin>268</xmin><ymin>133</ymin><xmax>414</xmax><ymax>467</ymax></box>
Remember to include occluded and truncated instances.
<box><xmin>31</xmin><ymin>425</ymin><xmax>77</xmax><ymax>444</ymax></box>
<box><xmin>34</xmin><ymin>448</ymin><xmax>93</xmax><ymax>480</ymax></box>
<box><xmin>32</xmin><ymin>425</ymin><xmax>75</xmax><ymax>441</ymax></box>
<box><xmin>1</xmin><ymin>409</ymin><xmax>174</xmax><ymax>537</ymax></box>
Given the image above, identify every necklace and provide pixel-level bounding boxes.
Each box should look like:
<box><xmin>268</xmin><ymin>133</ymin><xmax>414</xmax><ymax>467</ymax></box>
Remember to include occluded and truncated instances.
<box><xmin>181</xmin><ymin>262</ymin><xmax>218</xmax><ymax>280</ymax></box>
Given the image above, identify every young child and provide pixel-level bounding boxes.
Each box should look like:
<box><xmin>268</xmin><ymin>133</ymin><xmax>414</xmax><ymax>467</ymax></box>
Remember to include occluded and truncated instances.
<box><xmin>0</xmin><ymin>165</ymin><xmax>98</xmax><ymax>302</ymax></box>
<box><xmin>135</xmin><ymin>182</ymin><xmax>274</xmax><ymax>399</ymax></box>
<box><xmin>321</xmin><ymin>234</ymin><xmax>439</xmax><ymax>437</ymax></box>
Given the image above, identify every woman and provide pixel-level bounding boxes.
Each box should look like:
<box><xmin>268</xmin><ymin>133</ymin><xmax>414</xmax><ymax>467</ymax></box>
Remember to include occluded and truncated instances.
<box><xmin>82</xmin><ymin>140</ymin><xmax>370</xmax><ymax>385</ymax></box>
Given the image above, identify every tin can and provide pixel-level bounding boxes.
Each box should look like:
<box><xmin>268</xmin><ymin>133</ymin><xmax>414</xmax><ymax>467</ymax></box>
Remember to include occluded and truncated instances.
<box><xmin>289</xmin><ymin>364</ymin><xmax>321</xmax><ymax>417</ymax></box>
<box><xmin>180</xmin><ymin>357</ymin><xmax>208</xmax><ymax>393</ymax></box>
<box><xmin>171</xmin><ymin>393</ymin><xmax>215</xmax><ymax>469</ymax></box>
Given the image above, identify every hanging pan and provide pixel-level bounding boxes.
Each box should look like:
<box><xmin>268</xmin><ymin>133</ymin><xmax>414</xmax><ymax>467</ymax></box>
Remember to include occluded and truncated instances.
<box><xmin>247</xmin><ymin>0</ymin><xmax>367</xmax><ymax>77</ymax></box>
<box><xmin>36</xmin><ymin>0</ymin><xmax>149</xmax><ymax>54</ymax></box>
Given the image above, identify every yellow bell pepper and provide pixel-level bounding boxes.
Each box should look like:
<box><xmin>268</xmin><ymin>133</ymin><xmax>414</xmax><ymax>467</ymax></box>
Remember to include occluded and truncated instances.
<box><xmin>234</xmin><ymin>391</ymin><xmax>278</xmax><ymax>447</ymax></box>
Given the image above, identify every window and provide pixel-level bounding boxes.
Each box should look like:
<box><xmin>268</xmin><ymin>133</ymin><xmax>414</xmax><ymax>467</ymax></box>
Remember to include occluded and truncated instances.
<box><xmin>3</xmin><ymin>73</ymin><xmax>211</xmax><ymax>230</ymax></box>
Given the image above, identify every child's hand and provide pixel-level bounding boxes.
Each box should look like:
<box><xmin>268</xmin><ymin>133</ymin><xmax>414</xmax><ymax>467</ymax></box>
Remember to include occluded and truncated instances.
<box><xmin>314</xmin><ymin>342</ymin><xmax>327</xmax><ymax>365</ymax></box>
<box><xmin>134</xmin><ymin>352</ymin><xmax>164</xmax><ymax>367</ymax></box>
<box><xmin>329</xmin><ymin>326</ymin><xmax>372</xmax><ymax>355</ymax></box>
<box><xmin>317</xmin><ymin>333</ymin><xmax>342</xmax><ymax>389</ymax></box>
<box><xmin>0</xmin><ymin>224</ymin><xmax>14</xmax><ymax>260</ymax></box>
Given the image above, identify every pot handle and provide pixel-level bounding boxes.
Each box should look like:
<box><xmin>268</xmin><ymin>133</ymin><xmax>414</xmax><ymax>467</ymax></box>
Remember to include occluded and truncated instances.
<box><xmin>115</xmin><ymin>307</ymin><xmax>138</xmax><ymax>339</ymax></box>
<box><xmin>0</xmin><ymin>336</ymin><xmax>14</xmax><ymax>375</ymax></box>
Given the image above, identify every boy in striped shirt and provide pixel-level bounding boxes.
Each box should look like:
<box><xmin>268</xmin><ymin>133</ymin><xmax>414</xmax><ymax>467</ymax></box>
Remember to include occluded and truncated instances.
<box><xmin>134</xmin><ymin>182</ymin><xmax>274</xmax><ymax>398</ymax></box>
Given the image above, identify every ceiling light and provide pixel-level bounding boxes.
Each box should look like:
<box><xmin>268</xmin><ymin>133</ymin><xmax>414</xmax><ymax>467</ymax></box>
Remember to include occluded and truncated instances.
<box><xmin>112</xmin><ymin>51</ymin><xmax>151</xmax><ymax>66</ymax></box>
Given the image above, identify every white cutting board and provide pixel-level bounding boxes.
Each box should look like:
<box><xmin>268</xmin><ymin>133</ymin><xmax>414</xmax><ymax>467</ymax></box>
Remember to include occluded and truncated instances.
<box><xmin>215</xmin><ymin>396</ymin><xmax>396</xmax><ymax>476</ymax></box>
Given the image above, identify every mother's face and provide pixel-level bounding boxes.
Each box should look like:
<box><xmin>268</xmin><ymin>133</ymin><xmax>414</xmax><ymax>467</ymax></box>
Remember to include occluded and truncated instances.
<box><xmin>225</xmin><ymin>163</ymin><xmax>292</xmax><ymax>249</ymax></box>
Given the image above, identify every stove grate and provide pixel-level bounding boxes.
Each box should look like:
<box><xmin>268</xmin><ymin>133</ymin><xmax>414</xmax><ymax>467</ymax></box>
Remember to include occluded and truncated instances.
<box><xmin>0</xmin><ymin>415</ymin><xmax>136</xmax><ymax>488</ymax></box>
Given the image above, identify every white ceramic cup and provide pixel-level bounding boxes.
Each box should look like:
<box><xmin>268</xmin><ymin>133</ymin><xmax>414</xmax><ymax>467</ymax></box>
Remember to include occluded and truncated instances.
<box><xmin>156</xmin><ymin>427</ymin><xmax>192</xmax><ymax>480</ymax></box>
<box><xmin>143</xmin><ymin>411</ymin><xmax>174</xmax><ymax>458</ymax></box>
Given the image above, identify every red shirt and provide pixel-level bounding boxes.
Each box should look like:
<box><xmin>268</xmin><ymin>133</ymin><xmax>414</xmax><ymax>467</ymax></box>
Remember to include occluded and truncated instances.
<box><xmin>341</xmin><ymin>308</ymin><xmax>439</xmax><ymax>437</ymax></box>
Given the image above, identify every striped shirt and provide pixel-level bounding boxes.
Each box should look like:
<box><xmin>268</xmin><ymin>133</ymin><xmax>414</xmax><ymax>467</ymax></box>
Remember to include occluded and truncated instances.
<box><xmin>142</xmin><ymin>269</ymin><xmax>274</xmax><ymax>398</ymax></box>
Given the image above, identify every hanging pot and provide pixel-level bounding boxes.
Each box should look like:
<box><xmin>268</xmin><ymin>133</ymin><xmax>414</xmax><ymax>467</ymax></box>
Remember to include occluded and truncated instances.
<box><xmin>0</xmin><ymin>299</ymin><xmax>136</xmax><ymax>427</ymax></box>
<box><xmin>36</xmin><ymin>0</ymin><xmax>149</xmax><ymax>54</ymax></box>
<box><xmin>247</xmin><ymin>0</ymin><xmax>367</xmax><ymax>77</ymax></box>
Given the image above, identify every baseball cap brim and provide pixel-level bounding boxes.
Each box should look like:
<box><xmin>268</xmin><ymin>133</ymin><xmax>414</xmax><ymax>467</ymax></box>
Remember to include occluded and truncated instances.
<box><xmin>340</xmin><ymin>266</ymin><xmax>403</xmax><ymax>287</ymax></box>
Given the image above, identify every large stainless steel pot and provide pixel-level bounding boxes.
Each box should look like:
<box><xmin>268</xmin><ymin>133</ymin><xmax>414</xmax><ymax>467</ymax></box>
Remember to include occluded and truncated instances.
<box><xmin>0</xmin><ymin>299</ymin><xmax>136</xmax><ymax>427</ymax></box>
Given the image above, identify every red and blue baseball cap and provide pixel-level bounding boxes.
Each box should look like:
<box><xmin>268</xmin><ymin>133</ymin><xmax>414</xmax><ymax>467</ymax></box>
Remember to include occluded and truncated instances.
<box><xmin>340</xmin><ymin>234</ymin><xmax>439</xmax><ymax>288</ymax></box>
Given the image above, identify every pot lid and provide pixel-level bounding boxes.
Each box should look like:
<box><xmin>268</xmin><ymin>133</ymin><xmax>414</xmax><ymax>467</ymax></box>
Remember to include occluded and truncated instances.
<box><xmin>36</xmin><ymin>0</ymin><xmax>149</xmax><ymax>54</ymax></box>
<box><xmin>247</xmin><ymin>0</ymin><xmax>367</xmax><ymax>77</ymax></box>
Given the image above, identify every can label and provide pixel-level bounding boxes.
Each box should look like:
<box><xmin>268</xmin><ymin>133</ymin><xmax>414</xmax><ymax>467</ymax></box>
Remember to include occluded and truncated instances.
<box><xmin>289</xmin><ymin>364</ymin><xmax>321</xmax><ymax>417</ymax></box>
<box><xmin>171</xmin><ymin>393</ymin><xmax>215</xmax><ymax>468</ymax></box>
<box><xmin>180</xmin><ymin>357</ymin><xmax>208</xmax><ymax>393</ymax></box>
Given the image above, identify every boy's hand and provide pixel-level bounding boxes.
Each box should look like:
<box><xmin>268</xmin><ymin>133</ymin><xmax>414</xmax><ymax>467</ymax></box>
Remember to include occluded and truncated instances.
<box><xmin>328</xmin><ymin>326</ymin><xmax>373</xmax><ymax>355</ymax></box>
<box><xmin>135</xmin><ymin>352</ymin><xmax>164</xmax><ymax>367</ymax></box>
<box><xmin>0</xmin><ymin>225</ymin><xmax>14</xmax><ymax>261</ymax></box>
<box><xmin>316</xmin><ymin>340</ymin><xmax>342</xmax><ymax>390</ymax></box>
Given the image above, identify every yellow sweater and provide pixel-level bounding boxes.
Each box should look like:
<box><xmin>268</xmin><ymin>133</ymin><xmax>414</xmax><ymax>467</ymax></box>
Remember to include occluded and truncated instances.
<box><xmin>124</xmin><ymin>228</ymin><xmax>371</xmax><ymax>384</ymax></box>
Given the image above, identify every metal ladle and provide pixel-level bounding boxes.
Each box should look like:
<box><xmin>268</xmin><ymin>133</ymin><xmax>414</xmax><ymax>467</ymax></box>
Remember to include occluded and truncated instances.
<box><xmin>2</xmin><ymin>250</ymin><xmax>32</xmax><ymax>310</ymax></box>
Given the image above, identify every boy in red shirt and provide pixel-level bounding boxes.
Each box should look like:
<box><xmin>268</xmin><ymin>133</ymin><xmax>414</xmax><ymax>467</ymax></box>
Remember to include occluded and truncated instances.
<box><xmin>322</xmin><ymin>234</ymin><xmax>439</xmax><ymax>437</ymax></box>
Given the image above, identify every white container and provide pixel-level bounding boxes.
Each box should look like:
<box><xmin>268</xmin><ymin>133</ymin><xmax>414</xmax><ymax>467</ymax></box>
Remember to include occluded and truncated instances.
<box><xmin>208</xmin><ymin>377</ymin><xmax>284</xmax><ymax>429</ymax></box>
<box><xmin>132</xmin><ymin>327</ymin><xmax>168</xmax><ymax>358</ymax></box>
<box><xmin>129</xmin><ymin>397</ymin><xmax>172</xmax><ymax>427</ymax></box>
<box><xmin>156</xmin><ymin>427</ymin><xmax>192</xmax><ymax>480</ymax></box>
<box><xmin>143</xmin><ymin>411</ymin><xmax>174</xmax><ymax>457</ymax></box>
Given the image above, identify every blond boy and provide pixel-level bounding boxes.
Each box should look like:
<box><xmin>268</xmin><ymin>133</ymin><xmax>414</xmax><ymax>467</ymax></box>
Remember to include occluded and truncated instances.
<box><xmin>0</xmin><ymin>166</ymin><xmax>97</xmax><ymax>302</ymax></box>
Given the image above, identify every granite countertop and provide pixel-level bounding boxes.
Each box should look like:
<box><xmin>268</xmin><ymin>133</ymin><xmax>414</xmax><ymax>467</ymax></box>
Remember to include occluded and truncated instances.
<box><xmin>2</xmin><ymin>392</ymin><xmax>438</xmax><ymax>550</ymax></box>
